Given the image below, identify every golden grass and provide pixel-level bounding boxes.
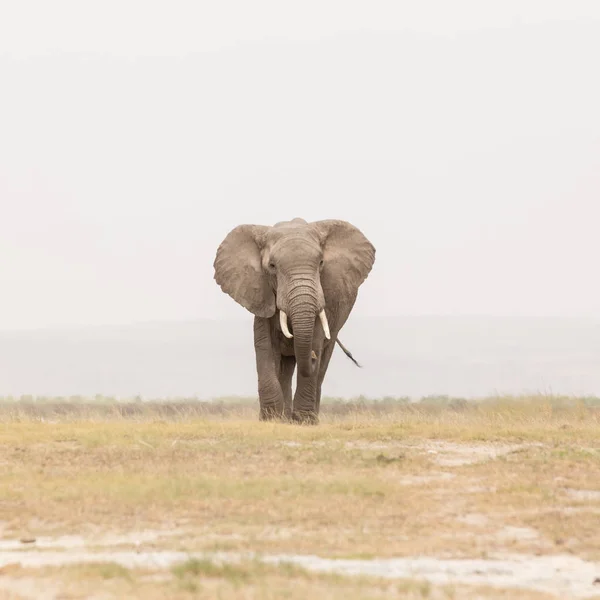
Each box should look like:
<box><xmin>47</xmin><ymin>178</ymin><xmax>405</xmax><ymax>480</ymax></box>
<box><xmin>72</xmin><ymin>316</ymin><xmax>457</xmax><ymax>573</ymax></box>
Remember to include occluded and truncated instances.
<box><xmin>1</xmin><ymin>396</ymin><xmax>600</xmax><ymax>598</ymax></box>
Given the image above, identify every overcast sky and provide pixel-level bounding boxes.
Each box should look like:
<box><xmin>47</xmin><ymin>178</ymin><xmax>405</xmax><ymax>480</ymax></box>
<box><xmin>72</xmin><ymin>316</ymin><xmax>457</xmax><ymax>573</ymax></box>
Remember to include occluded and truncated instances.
<box><xmin>1</xmin><ymin>0</ymin><xmax>599</xmax><ymax>330</ymax></box>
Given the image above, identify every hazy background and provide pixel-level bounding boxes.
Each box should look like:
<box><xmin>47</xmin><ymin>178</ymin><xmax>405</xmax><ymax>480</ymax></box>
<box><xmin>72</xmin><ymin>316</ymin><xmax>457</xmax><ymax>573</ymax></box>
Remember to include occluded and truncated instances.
<box><xmin>1</xmin><ymin>1</ymin><xmax>600</xmax><ymax>398</ymax></box>
<box><xmin>2</xmin><ymin>317</ymin><xmax>600</xmax><ymax>400</ymax></box>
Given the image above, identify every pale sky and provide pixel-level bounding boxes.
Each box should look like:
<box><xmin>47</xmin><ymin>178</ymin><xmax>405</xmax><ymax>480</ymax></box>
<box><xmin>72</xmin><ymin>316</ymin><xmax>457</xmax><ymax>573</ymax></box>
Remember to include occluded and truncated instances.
<box><xmin>1</xmin><ymin>0</ymin><xmax>599</xmax><ymax>330</ymax></box>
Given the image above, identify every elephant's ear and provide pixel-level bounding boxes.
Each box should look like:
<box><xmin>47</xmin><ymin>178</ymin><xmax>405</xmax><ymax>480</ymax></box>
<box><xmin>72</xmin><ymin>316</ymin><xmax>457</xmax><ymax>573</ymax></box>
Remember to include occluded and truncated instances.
<box><xmin>213</xmin><ymin>224</ymin><xmax>276</xmax><ymax>318</ymax></box>
<box><xmin>312</xmin><ymin>220</ymin><xmax>376</xmax><ymax>303</ymax></box>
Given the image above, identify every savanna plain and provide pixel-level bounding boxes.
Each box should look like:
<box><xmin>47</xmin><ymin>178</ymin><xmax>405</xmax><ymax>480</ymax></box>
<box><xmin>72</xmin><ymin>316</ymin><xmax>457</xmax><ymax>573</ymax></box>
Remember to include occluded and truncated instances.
<box><xmin>1</xmin><ymin>395</ymin><xmax>600</xmax><ymax>599</ymax></box>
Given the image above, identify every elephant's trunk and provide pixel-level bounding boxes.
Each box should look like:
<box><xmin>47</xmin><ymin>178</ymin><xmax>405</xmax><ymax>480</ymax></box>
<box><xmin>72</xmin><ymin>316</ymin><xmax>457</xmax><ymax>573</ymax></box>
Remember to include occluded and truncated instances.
<box><xmin>287</xmin><ymin>284</ymin><xmax>319</xmax><ymax>378</ymax></box>
<box><xmin>290</xmin><ymin>311</ymin><xmax>317</xmax><ymax>378</ymax></box>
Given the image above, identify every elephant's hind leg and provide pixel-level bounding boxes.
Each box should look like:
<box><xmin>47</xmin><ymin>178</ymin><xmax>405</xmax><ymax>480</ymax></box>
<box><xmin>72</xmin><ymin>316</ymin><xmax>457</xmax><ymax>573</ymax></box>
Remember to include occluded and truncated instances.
<box><xmin>279</xmin><ymin>355</ymin><xmax>296</xmax><ymax>420</ymax></box>
<box><xmin>315</xmin><ymin>339</ymin><xmax>336</xmax><ymax>414</ymax></box>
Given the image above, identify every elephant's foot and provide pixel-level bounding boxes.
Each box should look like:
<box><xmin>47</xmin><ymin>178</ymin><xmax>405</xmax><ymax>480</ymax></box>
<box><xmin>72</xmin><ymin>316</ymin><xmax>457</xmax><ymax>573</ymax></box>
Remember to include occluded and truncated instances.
<box><xmin>281</xmin><ymin>403</ymin><xmax>294</xmax><ymax>423</ymax></box>
<box><xmin>291</xmin><ymin>410</ymin><xmax>319</xmax><ymax>425</ymax></box>
<box><xmin>259</xmin><ymin>405</ymin><xmax>284</xmax><ymax>421</ymax></box>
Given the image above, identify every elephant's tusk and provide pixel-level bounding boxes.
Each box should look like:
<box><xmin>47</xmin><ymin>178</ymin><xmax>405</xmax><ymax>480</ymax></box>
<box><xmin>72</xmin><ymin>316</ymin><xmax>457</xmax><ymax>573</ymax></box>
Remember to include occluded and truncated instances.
<box><xmin>319</xmin><ymin>310</ymin><xmax>331</xmax><ymax>340</ymax></box>
<box><xmin>311</xmin><ymin>350</ymin><xmax>317</xmax><ymax>360</ymax></box>
<box><xmin>280</xmin><ymin>310</ymin><xmax>293</xmax><ymax>338</ymax></box>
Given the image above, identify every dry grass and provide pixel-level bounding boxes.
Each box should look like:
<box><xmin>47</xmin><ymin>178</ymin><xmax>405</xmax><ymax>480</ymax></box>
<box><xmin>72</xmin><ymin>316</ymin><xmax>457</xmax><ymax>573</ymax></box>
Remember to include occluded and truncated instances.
<box><xmin>1</xmin><ymin>395</ymin><xmax>600</xmax><ymax>598</ymax></box>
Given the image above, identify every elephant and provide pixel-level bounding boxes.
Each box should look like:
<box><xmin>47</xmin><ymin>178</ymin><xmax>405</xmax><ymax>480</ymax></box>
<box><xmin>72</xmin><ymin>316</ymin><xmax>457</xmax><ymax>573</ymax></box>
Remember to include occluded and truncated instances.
<box><xmin>213</xmin><ymin>217</ymin><xmax>375</xmax><ymax>424</ymax></box>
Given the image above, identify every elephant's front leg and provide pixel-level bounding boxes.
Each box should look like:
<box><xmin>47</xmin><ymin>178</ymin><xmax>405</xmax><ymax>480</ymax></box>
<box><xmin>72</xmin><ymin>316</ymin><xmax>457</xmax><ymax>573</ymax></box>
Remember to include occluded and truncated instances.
<box><xmin>292</xmin><ymin>369</ymin><xmax>318</xmax><ymax>424</ymax></box>
<box><xmin>291</xmin><ymin>345</ymin><xmax>323</xmax><ymax>424</ymax></box>
<box><xmin>253</xmin><ymin>317</ymin><xmax>284</xmax><ymax>420</ymax></box>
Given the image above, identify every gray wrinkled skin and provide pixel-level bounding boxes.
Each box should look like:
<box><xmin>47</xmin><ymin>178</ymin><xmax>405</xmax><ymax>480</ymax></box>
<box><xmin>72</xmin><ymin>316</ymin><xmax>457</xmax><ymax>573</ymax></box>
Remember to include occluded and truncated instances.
<box><xmin>213</xmin><ymin>218</ymin><xmax>375</xmax><ymax>424</ymax></box>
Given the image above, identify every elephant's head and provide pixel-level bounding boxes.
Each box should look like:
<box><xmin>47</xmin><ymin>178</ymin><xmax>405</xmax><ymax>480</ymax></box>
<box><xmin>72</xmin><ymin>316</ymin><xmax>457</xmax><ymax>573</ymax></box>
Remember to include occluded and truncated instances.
<box><xmin>213</xmin><ymin>218</ymin><xmax>375</xmax><ymax>378</ymax></box>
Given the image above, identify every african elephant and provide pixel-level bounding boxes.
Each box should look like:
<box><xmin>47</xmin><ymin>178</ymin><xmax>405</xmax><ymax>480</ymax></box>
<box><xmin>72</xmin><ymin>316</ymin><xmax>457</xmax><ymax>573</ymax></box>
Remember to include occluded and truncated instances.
<box><xmin>213</xmin><ymin>217</ymin><xmax>375</xmax><ymax>424</ymax></box>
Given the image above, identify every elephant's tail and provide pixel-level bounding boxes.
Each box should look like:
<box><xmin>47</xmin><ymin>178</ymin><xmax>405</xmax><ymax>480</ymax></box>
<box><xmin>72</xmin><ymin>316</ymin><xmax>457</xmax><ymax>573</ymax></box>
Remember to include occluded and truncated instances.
<box><xmin>335</xmin><ymin>338</ymin><xmax>362</xmax><ymax>368</ymax></box>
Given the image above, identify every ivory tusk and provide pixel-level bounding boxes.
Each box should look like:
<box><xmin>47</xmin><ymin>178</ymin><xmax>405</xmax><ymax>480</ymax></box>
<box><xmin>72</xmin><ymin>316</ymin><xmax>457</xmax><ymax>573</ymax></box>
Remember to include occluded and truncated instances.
<box><xmin>279</xmin><ymin>310</ymin><xmax>293</xmax><ymax>338</ymax></box>
<box><xmin>319</xmin><ymin>310</ymin><xmax>331</xmax><ymax>340</ymax></box>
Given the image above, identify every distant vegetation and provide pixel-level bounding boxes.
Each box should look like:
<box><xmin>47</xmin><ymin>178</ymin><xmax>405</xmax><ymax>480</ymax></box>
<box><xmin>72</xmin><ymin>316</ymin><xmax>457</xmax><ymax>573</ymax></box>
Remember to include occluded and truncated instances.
<box><xmin>1</xmin><ymin>392</ymin><xmax>599</xmax><ymax>421</ymax></box>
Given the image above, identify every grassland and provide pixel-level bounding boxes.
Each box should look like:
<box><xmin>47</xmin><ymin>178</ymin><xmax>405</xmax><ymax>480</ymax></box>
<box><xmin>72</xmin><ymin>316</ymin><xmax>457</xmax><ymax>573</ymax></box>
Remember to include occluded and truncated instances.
<box><xmin>1</xmin><ymin>395</ymin><xmax>600</xmax><ymax>599</ymax></box>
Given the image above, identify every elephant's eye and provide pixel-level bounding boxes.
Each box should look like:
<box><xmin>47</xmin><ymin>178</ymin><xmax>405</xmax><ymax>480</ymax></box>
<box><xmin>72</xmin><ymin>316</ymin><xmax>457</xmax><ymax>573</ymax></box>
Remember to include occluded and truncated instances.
<box><xmin>319</xmin><ymin>259</ymin><xmax>324</xmax><ymax>267</ymax></box>
<box><xmin>269</xmin><ymin>262</ymin><xmax>276</xmax><ymax>270</ymax></box>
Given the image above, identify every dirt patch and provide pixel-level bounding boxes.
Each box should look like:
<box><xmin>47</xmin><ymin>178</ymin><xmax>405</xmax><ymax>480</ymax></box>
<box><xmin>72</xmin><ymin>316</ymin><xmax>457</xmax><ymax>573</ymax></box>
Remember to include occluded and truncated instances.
<box><xmin>0</xmin><ymin>575</ymin><xmax>63</xmax><ymax>600</ymax></box>
<box><xmin>420</xmin><ymin>441</ymin><xmax>536</xmax><ymax>467</ymax></box>
<box><xmin>281</xmin><ymin>439</ymin><xmax>539</xmax><ymax>468</ymax></box>
<box><xmin>565</xmin><ymin>489</ymin><xmax>600</xmax><ymax>502</ymax></box>
<box><xmin>398</xmin><ymin>471</ymin><xmax>456</xmax><ymax>485</ymax></box>
<box><xmin>0</xmin><ymin>529</ymin><xmax>184</xmax><ymax>552</ymax></box>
